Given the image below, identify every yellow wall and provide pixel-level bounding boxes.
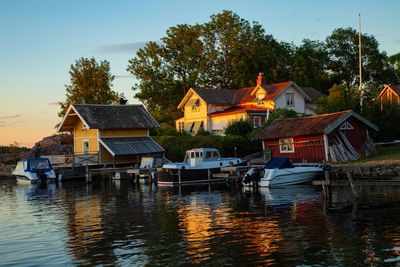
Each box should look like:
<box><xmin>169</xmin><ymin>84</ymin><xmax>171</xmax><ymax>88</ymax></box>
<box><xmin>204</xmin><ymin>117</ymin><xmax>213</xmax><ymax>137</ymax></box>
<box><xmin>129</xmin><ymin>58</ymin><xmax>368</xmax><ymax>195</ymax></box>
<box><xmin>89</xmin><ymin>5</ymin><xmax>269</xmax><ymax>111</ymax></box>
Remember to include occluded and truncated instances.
<box><xmin>211</xmin><ymin>112</ymin><xmax>248</xmax><ymax>132</ymax></box>
<box><xmin>184</xmin><ymin>95</ymin><xmax>208</xmax><ymax>120</ymax></box>
<box><xmin>74</xmin><ymin>120</ymin><xmax>98</xmax><ymax>154</ymax></box>
<box><xmin>100</xmin><ymin>129</ymin><xmax>148</xmax><ymax>137</ymax></box>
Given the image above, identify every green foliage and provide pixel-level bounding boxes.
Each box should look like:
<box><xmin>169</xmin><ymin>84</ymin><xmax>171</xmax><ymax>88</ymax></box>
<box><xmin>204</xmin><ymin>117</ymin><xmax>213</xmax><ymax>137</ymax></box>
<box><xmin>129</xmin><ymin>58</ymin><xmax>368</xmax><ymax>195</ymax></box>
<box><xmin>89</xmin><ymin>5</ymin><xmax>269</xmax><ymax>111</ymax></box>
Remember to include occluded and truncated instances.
<box><xmin>59</xmin><ymin>57</ymin><xmax>118</xmax><ymax>117</ymax></box>
<box><xmin>225</xmin><ymin>119</ymin><xmax>254</xmax><ymax>137</ymax></box>
<box><xmin>316</xmin><ymin>84</ymin><xmax>360</xmax><ymax>114</ymax></box>
<box><xmin>325</xmin><ymin>28</ymin><xmax>395</xmax><ymax>93</ymax></box>
<box><xmin>363</xmin><ymin>102</ymin><xmax>400</xmax><ymax>141</ymax></box>
<box><xmin>153</xmin><ymin>135</ymin><xmax>260</xmax><ymax>162</ymax></box>
<box><xmin>0</xmin><ymin>145</ymin><xmax>29</xmax><ymax>155</ymax></box>
<box><xmin>266</xmin><ymin>108</ymin><xmax>298</xmax><ymax>125</ymax></box>
<box><xmin>387</xmin><ymin>52</ymin><xmax>400</xmax><ymax>81</ymax></box>
<box><xmin>291</xmin><ymin>39</ymin><xmax>331</xmax><ymax>93</ymax></box>
<box><xmin>127</xmin><ymin>11</ymin><xmax>294</xmax><ymax>123</ymax></box>
<box><xmin>154</xmin><ymin>123</ymin><xmax>180</xmax><ymax>136</ymax></box>
<box><xmin>195</xmin><ymin>128</ymin><xmax>210</xmax><ymax>136</ymax></box>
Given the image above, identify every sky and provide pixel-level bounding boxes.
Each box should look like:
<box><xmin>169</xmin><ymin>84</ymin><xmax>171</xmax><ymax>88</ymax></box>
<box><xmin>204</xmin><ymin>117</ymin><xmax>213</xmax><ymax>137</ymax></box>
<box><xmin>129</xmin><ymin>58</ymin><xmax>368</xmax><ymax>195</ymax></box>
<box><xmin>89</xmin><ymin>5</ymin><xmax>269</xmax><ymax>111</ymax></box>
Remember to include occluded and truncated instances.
<box><xmin>0</xmin><ymin>0</ymin><xmax>399</xmax><ymax>147</ymax></box>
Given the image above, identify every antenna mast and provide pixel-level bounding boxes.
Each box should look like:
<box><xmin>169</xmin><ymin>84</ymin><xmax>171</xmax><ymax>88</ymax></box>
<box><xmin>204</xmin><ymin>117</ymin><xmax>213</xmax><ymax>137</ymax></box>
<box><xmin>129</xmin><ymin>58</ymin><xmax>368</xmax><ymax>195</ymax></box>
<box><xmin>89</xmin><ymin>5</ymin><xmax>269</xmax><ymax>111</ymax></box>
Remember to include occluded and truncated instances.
<box><xmin>358</xmin><ymin>14</ymin><xmax>363</xmax><ymax>110</ymax></box>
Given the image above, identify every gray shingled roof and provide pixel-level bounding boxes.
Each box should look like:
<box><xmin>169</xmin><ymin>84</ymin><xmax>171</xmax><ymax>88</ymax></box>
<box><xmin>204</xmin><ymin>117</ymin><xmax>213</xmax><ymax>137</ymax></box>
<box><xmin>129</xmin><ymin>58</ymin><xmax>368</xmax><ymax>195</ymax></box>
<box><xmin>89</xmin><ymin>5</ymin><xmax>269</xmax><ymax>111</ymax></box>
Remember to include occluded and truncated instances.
<box><xmin>300</xmin><ymin>87</ymin><xmax>326</xmax><ymax>102</ymax></box>
<box><xmin>100</xmin><ymin>137</ymin><xmax>164</xmax><ymax>156</ymax></box>
<box><xmin>73</xmin><ymin>104</ymin><xmax>159</xmax><ymax>129</ymax></box>
<box><xmin>192</xmin><ymin>88</ymin><xmax>236</xmax><ymax>105</ymax></box>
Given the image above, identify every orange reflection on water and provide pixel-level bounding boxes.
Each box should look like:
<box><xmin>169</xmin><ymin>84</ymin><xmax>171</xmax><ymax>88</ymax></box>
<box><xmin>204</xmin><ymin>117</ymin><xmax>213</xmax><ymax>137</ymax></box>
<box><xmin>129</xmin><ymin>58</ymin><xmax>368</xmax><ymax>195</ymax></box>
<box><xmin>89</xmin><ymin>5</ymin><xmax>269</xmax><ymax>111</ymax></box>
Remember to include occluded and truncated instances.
<box><xmin>177</xmin><ymin>202</ymin><xmax>283</xmax><ymax>265</ymax></box>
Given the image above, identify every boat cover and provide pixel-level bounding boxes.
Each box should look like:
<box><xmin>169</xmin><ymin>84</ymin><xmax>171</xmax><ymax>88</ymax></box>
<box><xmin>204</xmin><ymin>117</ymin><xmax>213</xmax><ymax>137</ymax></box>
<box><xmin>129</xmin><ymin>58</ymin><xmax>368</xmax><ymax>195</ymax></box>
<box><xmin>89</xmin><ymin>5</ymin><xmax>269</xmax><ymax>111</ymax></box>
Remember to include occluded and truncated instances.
<box><xmin>265</xmin><ymin>157</ymin><xmax>294</xmax><ymax>169</ymax></box>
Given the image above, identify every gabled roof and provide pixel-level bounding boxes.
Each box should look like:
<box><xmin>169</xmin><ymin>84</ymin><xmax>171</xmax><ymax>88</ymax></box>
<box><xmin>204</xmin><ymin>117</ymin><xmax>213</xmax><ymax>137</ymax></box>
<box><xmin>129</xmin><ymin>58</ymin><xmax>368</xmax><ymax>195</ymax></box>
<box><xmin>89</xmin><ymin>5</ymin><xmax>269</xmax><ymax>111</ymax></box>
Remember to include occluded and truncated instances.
<box><xmin>178</xmin><ymin>81</ymin><xmax>314</xmax><ymax>109</ymax></box>
<box><xmin>58</xmin><ymin>104</ymin><xmax>159</xmax><ymax>132</ymax></box>
<box><xmin>254</xmin><ymin>110</ymin><xmax>378</xmax><ymax>140</ymax></box>
<box><xmin>377</xmin><ymin>84</ymin><xmax>400</xmax><ymax>99</ymax></box>
<box><xmin>300</xmin><ymin>87</ymin><xmax>326</xmax><ymax>102</ymax></box>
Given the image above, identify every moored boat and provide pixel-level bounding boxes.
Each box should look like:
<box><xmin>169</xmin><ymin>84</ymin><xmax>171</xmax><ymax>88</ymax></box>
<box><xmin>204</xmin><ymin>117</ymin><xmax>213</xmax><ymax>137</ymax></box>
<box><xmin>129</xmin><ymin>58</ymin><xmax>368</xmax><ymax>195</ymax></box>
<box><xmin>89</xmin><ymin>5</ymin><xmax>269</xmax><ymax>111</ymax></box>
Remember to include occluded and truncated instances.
<box><xmin>157</xmin><ymin>148</ymin><xmax>245</xmax><ymax>186</ymax></box>
<box><xmin>243</xmin><ymin>157</ymin><xmax>323</xmax><ymax>187</ymax></box>
<box><xmin>12</xmin><ymin>157</ymin><xmax>57</xmax><ymax>184</ymax></box>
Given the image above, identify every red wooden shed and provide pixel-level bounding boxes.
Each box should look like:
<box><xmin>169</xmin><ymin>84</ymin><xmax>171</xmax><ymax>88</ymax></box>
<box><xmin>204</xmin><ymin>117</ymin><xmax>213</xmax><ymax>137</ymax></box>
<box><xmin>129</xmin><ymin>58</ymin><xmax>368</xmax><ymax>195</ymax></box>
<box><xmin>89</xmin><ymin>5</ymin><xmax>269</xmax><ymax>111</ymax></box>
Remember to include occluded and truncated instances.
<box><xmin>254</xmin><ymin>110</ymin><xmax>378</xmax><ymax>163</ymax></box>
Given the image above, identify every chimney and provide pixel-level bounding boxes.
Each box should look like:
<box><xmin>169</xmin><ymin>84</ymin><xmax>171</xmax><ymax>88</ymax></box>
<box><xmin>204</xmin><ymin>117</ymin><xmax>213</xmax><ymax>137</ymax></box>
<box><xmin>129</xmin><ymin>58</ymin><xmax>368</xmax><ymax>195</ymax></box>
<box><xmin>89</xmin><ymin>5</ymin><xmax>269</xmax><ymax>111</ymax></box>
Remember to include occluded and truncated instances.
<box><xmin>256</xmin><ymin>72</ymin><xmax>267</xmax><ymax>86</ymax></box>
<box><xmin>115</xmin><ymin>94</ymin><xmax>128</xmax><ymax>105</ymax></box>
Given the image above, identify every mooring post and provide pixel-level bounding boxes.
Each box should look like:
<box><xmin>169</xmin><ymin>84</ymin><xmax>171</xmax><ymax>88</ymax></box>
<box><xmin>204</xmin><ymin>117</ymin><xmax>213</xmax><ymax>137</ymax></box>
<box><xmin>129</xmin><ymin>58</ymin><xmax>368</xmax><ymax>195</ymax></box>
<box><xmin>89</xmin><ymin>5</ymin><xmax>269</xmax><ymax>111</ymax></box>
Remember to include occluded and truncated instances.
<box><xmin>208</xmin><ymin>169</ymin><xmax>211</xmax><ymax>180</ymax></box>
<box><xmin>85</xmin><ymin>164</ymin><xmax>91</xmax><ymax>183</ymax></box>
<box><xmin>178</xmin><ymin>169</ymin><xmax>181</xmax><ymax>185</ymax></box>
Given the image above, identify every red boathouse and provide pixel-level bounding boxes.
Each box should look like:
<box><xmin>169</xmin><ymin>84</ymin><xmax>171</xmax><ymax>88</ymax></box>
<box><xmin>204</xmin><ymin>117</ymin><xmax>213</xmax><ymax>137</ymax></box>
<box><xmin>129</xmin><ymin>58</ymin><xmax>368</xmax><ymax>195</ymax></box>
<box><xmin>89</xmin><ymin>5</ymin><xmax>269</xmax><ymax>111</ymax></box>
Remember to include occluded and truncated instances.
<box><xmin>254</xmin><ymin>110</ymin><xmax>378</xmax><ymax>163</ymax></box>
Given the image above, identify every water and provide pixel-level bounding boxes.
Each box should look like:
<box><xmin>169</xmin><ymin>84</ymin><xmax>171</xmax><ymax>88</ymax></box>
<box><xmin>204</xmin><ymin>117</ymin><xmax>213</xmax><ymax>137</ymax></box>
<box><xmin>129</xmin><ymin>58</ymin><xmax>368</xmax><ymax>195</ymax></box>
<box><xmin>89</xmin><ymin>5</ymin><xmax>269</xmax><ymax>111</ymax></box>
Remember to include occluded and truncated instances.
<box><xmin>1</xmin><ymin>177</ymin><xmax>400</xmax><ymax>266</ymax></box>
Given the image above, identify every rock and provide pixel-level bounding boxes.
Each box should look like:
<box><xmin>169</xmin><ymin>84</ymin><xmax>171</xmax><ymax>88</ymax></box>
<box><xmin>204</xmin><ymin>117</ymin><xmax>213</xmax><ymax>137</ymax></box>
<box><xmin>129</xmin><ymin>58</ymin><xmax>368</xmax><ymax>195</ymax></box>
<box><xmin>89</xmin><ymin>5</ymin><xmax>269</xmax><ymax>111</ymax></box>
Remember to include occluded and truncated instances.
<box><xmin>29</xmin><ymin>134</ymin><xmax>73</xmax><ymax>157</ymax></box>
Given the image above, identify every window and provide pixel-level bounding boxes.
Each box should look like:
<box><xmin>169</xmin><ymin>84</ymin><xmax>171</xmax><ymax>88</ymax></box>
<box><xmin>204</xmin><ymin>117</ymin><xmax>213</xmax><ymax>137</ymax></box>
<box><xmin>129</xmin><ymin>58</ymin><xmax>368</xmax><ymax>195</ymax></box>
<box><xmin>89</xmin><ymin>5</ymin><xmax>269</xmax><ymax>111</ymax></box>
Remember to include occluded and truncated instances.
<box><xmin>279</xmin><ymin>138</ymin><xmax>294</xmax><ymax>153</ymax></box>
<box><xmin>340</xmin><ymin>121</ymin><xmax>354</xmax><ymax>130</ymax></box>
<box><xmin>286</xmin><ymin>93</ymin><xmax>294</xmax><ymax>107</ymax></box>
<box><xmin>253</xmin><ymin>116</ymin><xmax>262</xmax><ymax>128</ymax></box>
<box><xmin>191</xmin><ymin>99</ymin><xmax>200</xmax><ymax>112</ymax></box>
<box><xmin>83</xmin><ymin>140</ymin><xmax>90</xmax><ymax>154</ymax></box>
<box><xmin>178</xmin><ymin>122</ymin><xmax>184</xmax><ymax>132</ymax></box>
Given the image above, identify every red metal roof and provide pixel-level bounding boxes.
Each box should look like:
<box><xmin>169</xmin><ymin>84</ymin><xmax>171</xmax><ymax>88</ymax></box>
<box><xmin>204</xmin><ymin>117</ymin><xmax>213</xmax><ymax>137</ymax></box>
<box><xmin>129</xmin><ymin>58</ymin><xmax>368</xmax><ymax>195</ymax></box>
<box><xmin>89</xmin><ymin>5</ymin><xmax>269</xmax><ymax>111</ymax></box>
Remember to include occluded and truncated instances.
<box><xmin>209</xmin><ymin>105</ymin><xmax>271</xmax><ymax>117</ymax></box>
<box><xmin>254</xmin><ymin>110</ymin><xmax>377</xmax><ymax>140</ymax></box>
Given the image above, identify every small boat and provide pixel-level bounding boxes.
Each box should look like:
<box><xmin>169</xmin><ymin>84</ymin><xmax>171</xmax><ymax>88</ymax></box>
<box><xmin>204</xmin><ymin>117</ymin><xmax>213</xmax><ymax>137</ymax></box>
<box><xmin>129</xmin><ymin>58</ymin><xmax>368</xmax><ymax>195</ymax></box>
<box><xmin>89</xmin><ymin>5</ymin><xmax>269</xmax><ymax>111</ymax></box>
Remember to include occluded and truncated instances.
<box><xmin>12</xmin><ymin>157</ymin><xmax>57</xmax><ymax>184</ymax></box>
<box><xmin>157</xmin><ymin>148</ymin><xmax>245</xmax><ymax>186</ymax></box>
<box><xmin>243</xmin><ymin>157</ymin><xmax>323</xmax><ymax>187</ymax></box>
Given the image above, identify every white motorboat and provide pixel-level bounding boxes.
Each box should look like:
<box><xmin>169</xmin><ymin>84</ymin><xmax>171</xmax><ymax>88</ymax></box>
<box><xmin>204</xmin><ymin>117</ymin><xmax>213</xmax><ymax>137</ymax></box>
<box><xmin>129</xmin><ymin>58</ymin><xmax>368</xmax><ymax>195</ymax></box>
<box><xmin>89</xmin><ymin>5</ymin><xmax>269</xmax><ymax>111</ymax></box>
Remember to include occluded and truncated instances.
<box><xmin>12</xmin><ymin>158</ymin><xmax>57</xmax><ymax>184</ymax></box>
<box><xmin>243</xmin><ymin>157</ymin><xmax>323</xmax><ymax>187</ymax></box>
<box><xmin>157</xmin><ymin>148</ymin><xmax>246</xmax><ymax>186</ymax></box>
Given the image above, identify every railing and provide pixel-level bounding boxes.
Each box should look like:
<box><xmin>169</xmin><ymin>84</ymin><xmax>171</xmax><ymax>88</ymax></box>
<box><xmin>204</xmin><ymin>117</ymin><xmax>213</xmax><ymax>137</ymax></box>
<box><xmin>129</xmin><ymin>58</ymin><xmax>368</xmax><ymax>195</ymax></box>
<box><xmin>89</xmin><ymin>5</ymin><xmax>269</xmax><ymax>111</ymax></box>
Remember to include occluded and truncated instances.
<box><xmin>42</xmin><ymin>153</ymin><xmax>99</xmax><ymax>168</ymax></box>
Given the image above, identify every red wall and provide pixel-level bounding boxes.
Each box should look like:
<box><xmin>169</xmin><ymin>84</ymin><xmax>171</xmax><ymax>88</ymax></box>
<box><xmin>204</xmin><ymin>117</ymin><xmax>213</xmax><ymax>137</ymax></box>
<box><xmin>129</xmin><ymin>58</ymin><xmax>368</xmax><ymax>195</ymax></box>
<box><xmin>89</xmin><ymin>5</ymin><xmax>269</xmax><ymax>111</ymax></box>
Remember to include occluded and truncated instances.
<box><xmin>380</xmin><ymin>88</ymin><xmax>399</xmax><ymax>104</ymax></box>
<box><xmin>263</xmin><ymin>134</ymin><xmax>326</xmax><ymax>163</ymax></box>
<box><xmin>262</xmin><ymin>117</ymin><xmax>370</xmax><ymax>163</ymax></box>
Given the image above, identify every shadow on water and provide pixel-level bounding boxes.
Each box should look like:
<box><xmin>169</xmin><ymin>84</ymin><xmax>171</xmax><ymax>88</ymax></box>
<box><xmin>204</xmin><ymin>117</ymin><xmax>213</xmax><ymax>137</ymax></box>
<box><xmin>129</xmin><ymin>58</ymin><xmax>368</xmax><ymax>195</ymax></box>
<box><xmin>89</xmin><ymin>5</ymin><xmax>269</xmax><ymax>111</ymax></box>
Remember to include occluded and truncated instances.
<box><xmin>3</xmin><ymin>176</ymin><xmax>400</xmax><ymax>266</ymax></box>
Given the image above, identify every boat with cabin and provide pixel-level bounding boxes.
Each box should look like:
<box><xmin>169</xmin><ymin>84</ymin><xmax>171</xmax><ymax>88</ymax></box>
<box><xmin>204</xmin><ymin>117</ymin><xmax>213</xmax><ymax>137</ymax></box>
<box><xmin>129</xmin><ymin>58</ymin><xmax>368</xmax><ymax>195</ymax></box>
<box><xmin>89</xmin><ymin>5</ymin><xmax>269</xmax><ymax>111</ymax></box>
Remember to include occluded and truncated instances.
<box><xmin>242</xmin><ymin>157</ymin><xmax>323</xmax><ymax>187</ymax></box>
<box><xmin>157</xmin><ymin>148</ymin><xmax>245</xmax><ymax>186</ymax></box>
<box><xmin>12</xmin><ymin>157</ymin><xmax>57</xmax><ymax>184</ymax></box>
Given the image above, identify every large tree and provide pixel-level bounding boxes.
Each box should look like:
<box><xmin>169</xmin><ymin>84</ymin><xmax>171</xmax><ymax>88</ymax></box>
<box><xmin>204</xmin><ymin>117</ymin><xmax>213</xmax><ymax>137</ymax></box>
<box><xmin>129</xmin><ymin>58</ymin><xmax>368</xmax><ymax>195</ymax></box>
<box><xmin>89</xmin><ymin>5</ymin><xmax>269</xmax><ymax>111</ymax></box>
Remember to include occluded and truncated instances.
<box><xmin>59</xmin><ymin>57</ymin><xmax>118</xmax><ymax>117</ymax></box>
<box><xmin>127</xmin><ymin>11</ymin><xmax>291</xmax><ymax>124</ymax></box>
<box><xmin>325</xmin><ymin>28</ymin><xmax>393</xmax><ymax>97</ymax></box>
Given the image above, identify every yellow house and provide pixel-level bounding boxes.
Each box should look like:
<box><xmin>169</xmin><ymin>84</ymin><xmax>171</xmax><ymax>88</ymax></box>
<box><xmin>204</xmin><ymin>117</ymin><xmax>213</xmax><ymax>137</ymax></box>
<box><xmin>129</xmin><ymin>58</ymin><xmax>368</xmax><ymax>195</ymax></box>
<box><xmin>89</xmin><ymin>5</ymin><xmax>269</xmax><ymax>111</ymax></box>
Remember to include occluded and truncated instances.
<box><xmin>176</xmin><ymin>73</ymin><xmax>324</xmax><ymax>135</ymax></box>
<box><xmin>58</xmin><ymin>104</ymin><xmax>164</xmax><ymax>165</ymax></box>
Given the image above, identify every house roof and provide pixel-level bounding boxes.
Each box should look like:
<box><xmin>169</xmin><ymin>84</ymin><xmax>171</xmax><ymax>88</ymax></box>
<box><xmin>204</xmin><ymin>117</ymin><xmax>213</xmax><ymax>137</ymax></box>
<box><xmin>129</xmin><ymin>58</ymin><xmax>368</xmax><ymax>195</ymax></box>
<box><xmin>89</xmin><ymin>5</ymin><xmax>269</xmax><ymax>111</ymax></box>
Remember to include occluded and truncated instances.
<box><xmin>300</xmin><ymin>87</ymin><xmax>326</xmax><ymax>102</ymax></box>
<box><xmin>58</xmin><ymin>104</ymin><xmax>159</xmax><ymax>132</ymax></box>
<box><xmin>209</xmin><ymin>105</ymin><xmax>272</xmax><ymax>117</ymax></box>
<box><xmin>377</xmin><ymin>84</ymin><xmax>400</xmax><ymax>99</ymax></box>
<box><xmin>99</xmin><ymin>137</ymin><xmax>164</xmax><ymax>156</ymax></box>
<box><xmin>254</xmin><ymin>110</ymin><xmax>378</xmax><ymax>140</ymax></box>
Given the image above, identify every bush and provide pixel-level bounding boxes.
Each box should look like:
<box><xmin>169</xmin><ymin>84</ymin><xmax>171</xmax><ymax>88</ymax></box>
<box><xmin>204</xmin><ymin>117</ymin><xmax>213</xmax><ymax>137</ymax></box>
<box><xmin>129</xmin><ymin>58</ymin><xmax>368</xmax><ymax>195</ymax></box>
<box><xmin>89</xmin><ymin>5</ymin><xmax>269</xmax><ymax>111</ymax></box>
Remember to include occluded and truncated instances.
<box><xmin>225</xmin><ymin>119</ymin><xmax>254</xmax><ymax>137</ymax></box>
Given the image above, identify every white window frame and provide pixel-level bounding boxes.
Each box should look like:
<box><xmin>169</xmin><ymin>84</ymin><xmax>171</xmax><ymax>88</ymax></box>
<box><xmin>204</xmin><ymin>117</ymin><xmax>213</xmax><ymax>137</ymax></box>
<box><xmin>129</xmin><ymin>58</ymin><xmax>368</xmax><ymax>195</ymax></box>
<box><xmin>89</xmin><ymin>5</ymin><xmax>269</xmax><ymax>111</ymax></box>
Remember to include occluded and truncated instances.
<box><xmin>286</xmin><ymin>93</ymin><xmax>294</xmax><ymax>107</ymax></box>
<box><xmin>340</xmin><ymin>121</ymin><xmax>354</xmax><ymax>130</ymax></box>
<box><xmin>253</xmin><ymin>116</ymin><xmax>261</xmax><ymax>128</ymax></box>
<box><xmin>279</xmin><ymin>138</ymin><xmax>295</xmax><ymax>153</ymax></box>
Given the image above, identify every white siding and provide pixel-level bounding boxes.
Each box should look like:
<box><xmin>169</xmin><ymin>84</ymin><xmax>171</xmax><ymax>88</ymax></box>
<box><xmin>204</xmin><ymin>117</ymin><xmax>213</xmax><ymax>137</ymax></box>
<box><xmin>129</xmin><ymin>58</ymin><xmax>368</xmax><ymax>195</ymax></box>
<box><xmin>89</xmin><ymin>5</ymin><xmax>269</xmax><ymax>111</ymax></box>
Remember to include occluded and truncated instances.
<box><xmin>274</xmin><ymin>86</ymin><xmax>305</xmax><ymax>114</ymax></box>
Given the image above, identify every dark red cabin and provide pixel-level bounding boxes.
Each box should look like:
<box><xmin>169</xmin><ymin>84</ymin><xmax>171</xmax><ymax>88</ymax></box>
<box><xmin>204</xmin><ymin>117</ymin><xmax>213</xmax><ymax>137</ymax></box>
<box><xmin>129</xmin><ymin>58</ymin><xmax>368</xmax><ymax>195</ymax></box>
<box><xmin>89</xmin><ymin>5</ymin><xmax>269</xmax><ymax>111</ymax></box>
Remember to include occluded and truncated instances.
<box><xmin>254</xmin><ymin>110</ymin><xmax>378</xmax><ymax>163</ymax></box>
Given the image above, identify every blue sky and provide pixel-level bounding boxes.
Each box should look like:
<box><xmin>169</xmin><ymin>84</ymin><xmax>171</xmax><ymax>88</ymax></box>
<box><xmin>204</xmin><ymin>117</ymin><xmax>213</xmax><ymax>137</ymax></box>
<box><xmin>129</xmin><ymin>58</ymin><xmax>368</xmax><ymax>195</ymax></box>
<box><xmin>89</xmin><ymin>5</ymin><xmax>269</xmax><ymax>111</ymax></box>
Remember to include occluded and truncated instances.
<box><xmin>0</xmin><ymin>0</ymin><xmax>399</xmax><ymax>146</ymax></box>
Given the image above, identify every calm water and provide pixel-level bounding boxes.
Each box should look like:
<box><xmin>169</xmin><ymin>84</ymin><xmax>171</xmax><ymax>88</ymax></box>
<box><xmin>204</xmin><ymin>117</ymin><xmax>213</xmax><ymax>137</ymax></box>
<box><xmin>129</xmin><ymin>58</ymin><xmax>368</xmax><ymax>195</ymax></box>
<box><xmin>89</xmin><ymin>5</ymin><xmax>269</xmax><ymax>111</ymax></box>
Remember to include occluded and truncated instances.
<box><xmin>1</xmin><ymin>177</ymin><xmax>400</xmax><ymax>266</ymax></box>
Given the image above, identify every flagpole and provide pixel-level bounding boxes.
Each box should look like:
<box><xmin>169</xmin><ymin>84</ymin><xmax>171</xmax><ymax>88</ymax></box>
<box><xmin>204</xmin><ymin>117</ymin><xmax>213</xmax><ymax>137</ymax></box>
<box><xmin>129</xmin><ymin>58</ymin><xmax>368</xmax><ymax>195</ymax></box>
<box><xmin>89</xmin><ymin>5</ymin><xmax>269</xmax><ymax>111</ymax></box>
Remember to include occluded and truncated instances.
<box><xmin>358</xmin><ymin>14</ymin><xmax>363</xmax><ymax>110</ymax></box>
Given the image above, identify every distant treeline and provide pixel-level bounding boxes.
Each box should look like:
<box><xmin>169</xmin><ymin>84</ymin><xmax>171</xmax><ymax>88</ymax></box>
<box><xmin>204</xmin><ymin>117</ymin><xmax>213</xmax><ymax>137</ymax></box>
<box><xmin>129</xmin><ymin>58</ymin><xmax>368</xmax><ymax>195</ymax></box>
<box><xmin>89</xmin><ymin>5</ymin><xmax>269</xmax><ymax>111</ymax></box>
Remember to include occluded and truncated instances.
<box><xmin>0</xmin><ymin>145</ymin><xmax>29</xmax><ymax>155</ymax></box>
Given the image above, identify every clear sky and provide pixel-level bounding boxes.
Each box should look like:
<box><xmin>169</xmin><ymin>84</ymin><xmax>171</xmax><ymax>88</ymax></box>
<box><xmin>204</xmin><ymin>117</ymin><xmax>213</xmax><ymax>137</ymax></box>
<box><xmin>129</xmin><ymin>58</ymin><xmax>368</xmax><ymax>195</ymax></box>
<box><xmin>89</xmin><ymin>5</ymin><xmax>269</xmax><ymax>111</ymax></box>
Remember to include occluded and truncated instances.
<box><xmin>1</xmin><ymin>0</ymin><xmax>399</xmax><ymax>147</ymax></box>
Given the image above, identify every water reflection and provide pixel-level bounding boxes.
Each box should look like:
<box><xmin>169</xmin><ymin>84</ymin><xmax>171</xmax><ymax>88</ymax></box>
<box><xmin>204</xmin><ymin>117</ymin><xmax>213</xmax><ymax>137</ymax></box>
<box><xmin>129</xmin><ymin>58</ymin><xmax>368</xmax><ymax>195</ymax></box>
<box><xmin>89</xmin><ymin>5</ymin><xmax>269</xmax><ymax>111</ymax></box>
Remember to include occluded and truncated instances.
<box><xmin>2</xmin><ymin>176</ymin><xmax>400</xmax><ymax>266</ymax></box>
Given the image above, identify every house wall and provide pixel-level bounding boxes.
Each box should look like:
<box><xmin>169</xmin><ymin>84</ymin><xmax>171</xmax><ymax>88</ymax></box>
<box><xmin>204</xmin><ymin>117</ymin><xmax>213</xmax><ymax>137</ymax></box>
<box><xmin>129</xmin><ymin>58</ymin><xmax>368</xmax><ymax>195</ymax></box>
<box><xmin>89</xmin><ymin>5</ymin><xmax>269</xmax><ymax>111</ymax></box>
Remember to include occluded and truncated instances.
<box><xmin>327</xmin><ymin>117</ymin><xmax>368</xmax><ymax>155</ymax></box>
<box><xmin>74</xmin><ymin>120</ymin><xmax>98</xmax><ymax>154</ymax></box>
<box><xmin>380</xmin><ymin>87</ymin><xmax>399</xmax><ymax>104</ymax></box>
<box><xmin>305</xmin><ymin>103</ymin><xmax>317</xmax><ymax>115</ymax></box>
<box><xmin>184</xmin><ymin>95</ymin><xmax>208</xmax><ymax>120</ymax></box>
<box><xmin>210</xmin><ymin>112</ymin><xmax>248</xmax><ymax>134</ymax></box>
<box><xmin>274</xmin><ymin>86</ymin><xmax>305</xmax><ymax>114</ymax></box>
<box><xmin>100</xmin><ymin>129</ymin><xmax>148</xmax><ymax>137</ymax></box>
<box><xmin>262</xmin><ymin>134</ymin><xmax>326</xmax><ymax>163</ymax></box>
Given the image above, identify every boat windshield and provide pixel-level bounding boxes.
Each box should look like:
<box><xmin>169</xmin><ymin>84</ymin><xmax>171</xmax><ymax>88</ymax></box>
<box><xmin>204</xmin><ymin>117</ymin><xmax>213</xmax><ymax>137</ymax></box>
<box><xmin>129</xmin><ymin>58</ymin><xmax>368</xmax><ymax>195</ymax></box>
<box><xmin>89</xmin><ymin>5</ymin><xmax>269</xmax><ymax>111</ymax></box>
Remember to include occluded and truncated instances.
<box><xmin>204</xmin><ymin>150</ymin><xmax>221</xmax><ymax>161</ymax></box>
<box><xmin>29</xmin><ymin>158</ymin><xmax>51</xmax><ymax>170</ymax></box>
<box><xmin>184</xmin><ymin>151</ymin><xmax>203</xmax><ymax>162</ymax></box>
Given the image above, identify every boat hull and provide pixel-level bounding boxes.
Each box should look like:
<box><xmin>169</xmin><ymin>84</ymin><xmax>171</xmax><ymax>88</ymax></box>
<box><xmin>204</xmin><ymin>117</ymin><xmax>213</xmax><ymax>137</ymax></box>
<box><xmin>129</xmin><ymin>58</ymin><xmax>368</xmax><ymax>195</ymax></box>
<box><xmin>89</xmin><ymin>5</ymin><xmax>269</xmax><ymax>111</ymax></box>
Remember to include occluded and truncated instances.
<box><xmin>156</xmin><ymin>167</ymin><xmax>226</xmax><ymax>186</ymax></box>
<box><xmin>259</xmin><ymin>167</ymin><xmax>322</xmax><ymax>187</ymax></box>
